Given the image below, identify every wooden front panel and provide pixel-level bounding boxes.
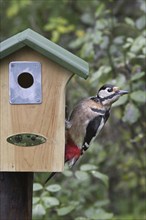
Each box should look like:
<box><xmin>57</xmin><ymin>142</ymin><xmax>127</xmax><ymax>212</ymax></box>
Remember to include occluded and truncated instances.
<box><xmin>0</xmin><ymin>47</ymin><xmax>72</xmax><ymax>171</ymax></box>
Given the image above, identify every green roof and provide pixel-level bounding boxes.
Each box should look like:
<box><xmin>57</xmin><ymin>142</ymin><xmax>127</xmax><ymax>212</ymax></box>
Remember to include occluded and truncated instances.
<box><xmin>0</xmin><ymin>29</ymin><xmax>89</xmax><ymax>79</ymax></box>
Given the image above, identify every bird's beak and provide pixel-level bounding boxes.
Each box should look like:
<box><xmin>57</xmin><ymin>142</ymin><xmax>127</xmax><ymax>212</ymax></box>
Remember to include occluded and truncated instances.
<box><xmin>113</xmin><ymin>87</ymin><xmax>128</xmax><ymax>96</ymax></box>
<box><xmin>118</xmin><ymin>90</ymin><xmax>129</xmax><ymax>95</ymax></box>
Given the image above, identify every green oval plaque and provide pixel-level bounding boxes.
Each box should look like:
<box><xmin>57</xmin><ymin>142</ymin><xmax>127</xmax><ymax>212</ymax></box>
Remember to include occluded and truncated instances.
<box><xmin>7</xmin><ymin>133</ymin><xmax>46</xmax><ymax>147</ymax></box>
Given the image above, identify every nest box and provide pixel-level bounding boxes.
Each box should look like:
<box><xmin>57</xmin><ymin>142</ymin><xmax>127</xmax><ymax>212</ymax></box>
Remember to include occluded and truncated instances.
<box><xmin>0</xmin><ymin>29</ymin><xmax>89</xmax><ymax>172</ymax></box>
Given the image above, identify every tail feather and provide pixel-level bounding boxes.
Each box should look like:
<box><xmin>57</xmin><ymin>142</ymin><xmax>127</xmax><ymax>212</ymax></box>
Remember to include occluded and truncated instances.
<box><xmin>44</xmin><ymin>159</ymin><xmax>69</xmax><ymax>184</ymax></box>
<box><xmin>45</xmin><ymin>172</ymin><xmax>57</xmax><ymax>184</ymax></box>
<box><xmin>45</xmin><ymin>139</ymin><xmax>82</xmax><ymax>184</ymax></box>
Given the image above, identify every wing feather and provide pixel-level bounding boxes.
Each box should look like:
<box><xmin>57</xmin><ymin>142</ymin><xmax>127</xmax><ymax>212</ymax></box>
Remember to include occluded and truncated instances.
<box><xmin>82</xmin><ymin>116</ymin><xmax>104</xmax><ymax>151</ymax></box>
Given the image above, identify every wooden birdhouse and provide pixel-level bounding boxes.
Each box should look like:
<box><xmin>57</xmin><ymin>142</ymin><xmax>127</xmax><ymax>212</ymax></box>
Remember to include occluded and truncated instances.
<box><xmin>0</xmin><ymin>29</ymin><xmax>89</xmax><ymax>172</ymax></box>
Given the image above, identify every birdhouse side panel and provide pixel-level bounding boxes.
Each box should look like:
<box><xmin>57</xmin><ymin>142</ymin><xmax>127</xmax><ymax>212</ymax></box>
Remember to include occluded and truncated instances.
<box><xmin>0</xmin><ymin>47</ymin><xmax>72</xmax><ymax>171</ymax></box>
<box><xmin>0</xmin><ymin>59</ymin><xmax>15</xmax><ymax>170</ymax></box>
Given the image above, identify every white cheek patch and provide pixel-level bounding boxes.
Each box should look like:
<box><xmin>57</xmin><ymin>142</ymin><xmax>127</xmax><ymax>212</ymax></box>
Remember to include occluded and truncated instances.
<box><xmin>98</xmin><ymin>90</ymin><xmax>105</xmax><ymax>98</ymax></box>
<box><xmin>98</xmin><ymin>89</ymin><xmax>116</xmax><ymax>102</ymax></box>
<box><xmin>98</xmin><ymin>90</ymin><xmax>110</xmax><ymax>98</ymax></box>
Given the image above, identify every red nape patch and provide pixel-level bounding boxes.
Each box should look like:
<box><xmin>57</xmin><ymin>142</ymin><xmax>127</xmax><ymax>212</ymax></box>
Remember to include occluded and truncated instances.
<box><xmin>65</xmin><ymin>142</ymin><xmax>81</xmax><ymax>161</ymax></box>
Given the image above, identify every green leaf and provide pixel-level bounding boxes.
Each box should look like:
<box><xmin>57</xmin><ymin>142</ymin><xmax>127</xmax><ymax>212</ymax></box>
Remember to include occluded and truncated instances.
<box><xmin>125</xmin><ymin>17</ymin><xmax>135</xmax><ymax>26</ymax></box>
<box><xmin>142</xmin><ymin>47</ymin><xmax>146</xmax><ymax>55</ymax></box>
<box><xmin>6</xmin><ymin>0</ymin><xmax>30</xmax><ymax>17</ymax></box>
<box><xmin>122</xmin><ymin>103</ymin><xmax>140</xmax><ymax>124</ymax></box>
<box><xmin>123</xmin><ymin>42</ymin><xmax>132</xmax><ymax>49</ymax></box>
<box><xmin>136</xmin><ymin>15</ymin><xmax>146</xmax><ymax>30</ymax></box>
<box><xmin>130</xmin><ymin>90</ymin><xmax>146</xmax><ymax>103</ymax></box>
<box><xmin>131</xmin><ymin>72</ymin><xmax>145</xmax><ymax>81</ymax></box>
<box><xmin>75</xmin><ymin>171</ymin><xmax>89</xmax><ymax>181</ymax></box>
<box><xmin>81</xmin><ymin>13</ymin><xmax>94</xmax><ymax>25</ymax></box>
<box><xmin>95</xmin><ymin>200</ymin><xmax>110</xmax><ymax>207</ymax></box>
<box><xmin>127</xmin><ymin>51</ymin><xmax>136</xmax><ymax>58</ymax></box>
<box><xmin>90</xmin><ymin>66</ymin><xmax>111</xmax><ymax>83</ymax></box>
<box><xmin>6</xmin><ymin>4</ymin><xmax>19</xmax><ymax>17</ymax></box>
<box><xmin>131</xmin><ymin>133</ymin><xmax>144</xmax><ymax>143</ymax></box>
<box><xmin>46</xmin><ymin>184</ymin><xmax>61</xmax><ymax>192</ymax></box>
<box><xmin>114</xmin><ymin>36</ymin><xmax>124</xmax><ymax>45</ymax></box>
<box><xmin>95</xmin><ymin>3</ymin><xmax>105</xmax><ymax>17</ymax></box>
<box><xmin>42</xmin><ymin>196</ymin><xmax>59</xmax><ymax>208</ymax></box>
<box><xmin>85</xmin><ymin>208</ymin><xmax>113</xmax><ymax>220</ymax></box>
<box><xmin>127</xmin><ymin>37</ymin><xmax>134</xmax><ymax>43</ymax></box>
<box><xmin>63</xmin><ymin>170</ymin><xmax>73</xmax><ymax>177</ymax></box>
<box><xmin>69</xmin><ymin>38</ymin><xmax>84</xmax><ymax>49</ymax></box>
<box><xmin>80</xmin><ymin>164</ymin><xmax>97</xmax><ymax>171</ymax></box>
<box><xmin>91</xmin><ymin>171</ymin><xmax>109</xmax><ymax>187</ymax></box>
<box><xmin>112</xmin><ymin>74</ymin><xmax>127</xmax><ymax>87</ymax></box>
<box><xmin>75</xmin><ymin>217</ymin><xmax>88</xmax><ymax>220</ymax></box>
<box><xmin>130</xmin><ymin>36</ymin><xmax>146</xmax><ymax>53</ymax></box>
<box><xmin>57</xmin><ymin>205</ymin><xmax>75</xmax><ymax>216</ymax></box>
<box><xmin>33</xmin><ymin>204</ymin><xmax>46</xmax><ymax>217</ymax></box>
<box><xmin>33</xmin><ymin>183</ymin><xmax>43</xmax><ymax>191</ymax></box>
<box><xmin>92</xmin><ymin>211</ymin><xmax>113</xmax><ymax>220</ymax></box>
<box><xmin>33</xmin><ymin>197</ymin><xmax>40</xmax><ymax>205</ymax></box>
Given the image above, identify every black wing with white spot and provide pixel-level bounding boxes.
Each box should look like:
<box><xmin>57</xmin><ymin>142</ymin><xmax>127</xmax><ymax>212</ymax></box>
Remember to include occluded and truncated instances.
<box><xmin>82</xmin><ymin>115</ymin><xmax>103</xmax><ymax>151</ymax></box>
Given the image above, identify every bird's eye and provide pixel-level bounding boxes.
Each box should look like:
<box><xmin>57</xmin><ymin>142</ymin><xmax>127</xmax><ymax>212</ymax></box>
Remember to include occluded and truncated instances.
<box><xmin>107</xmin><ymin>88</ymin><xmax>113</xmax><ymax>92</ymax></box>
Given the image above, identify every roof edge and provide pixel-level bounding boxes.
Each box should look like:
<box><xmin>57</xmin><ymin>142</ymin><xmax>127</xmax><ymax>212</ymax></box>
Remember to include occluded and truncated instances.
<box><xmin>0</xmin><ymin>29</ymin><xmax>89</xmax><ymax>79</ymax></box>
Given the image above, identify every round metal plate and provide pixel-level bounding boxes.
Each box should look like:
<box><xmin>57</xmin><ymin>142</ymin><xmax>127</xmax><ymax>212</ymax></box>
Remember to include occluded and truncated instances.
<box><xmin>7</xmin><ymin>133</ymin><xmax>46</xmax><ymax>147</ymax></box>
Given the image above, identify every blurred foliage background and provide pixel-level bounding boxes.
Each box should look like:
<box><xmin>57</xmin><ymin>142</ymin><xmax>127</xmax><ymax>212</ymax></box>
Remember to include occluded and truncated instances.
<box><xmin>1</xmin><ymin>0</ymin><xmax>146</xmax><ymax>219</ymax></box>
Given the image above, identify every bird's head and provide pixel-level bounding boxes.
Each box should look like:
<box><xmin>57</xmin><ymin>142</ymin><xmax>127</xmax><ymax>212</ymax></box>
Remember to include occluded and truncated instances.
<box><xmin>97</xmin><ymin>84</ymin><xmax>128</xmax><ymax>106</ymax></box>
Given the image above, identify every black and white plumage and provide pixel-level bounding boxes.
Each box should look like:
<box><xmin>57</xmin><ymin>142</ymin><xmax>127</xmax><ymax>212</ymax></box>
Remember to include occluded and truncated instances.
<box><xmin>67</xmin><ymin>84</ymin><xmax>128</xmax><ymax>153</ymax></box>
<box><xmin>45</xmin><ymin>84</ymin><xmax>128</xmax><ymax>183</ymax></box>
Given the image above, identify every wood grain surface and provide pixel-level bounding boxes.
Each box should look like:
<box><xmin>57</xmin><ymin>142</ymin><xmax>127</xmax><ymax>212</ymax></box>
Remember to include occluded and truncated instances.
<box><xmin>0</xmin><ymin>47</ymin><xmax>72</xmax><ymax>171</ymax></box>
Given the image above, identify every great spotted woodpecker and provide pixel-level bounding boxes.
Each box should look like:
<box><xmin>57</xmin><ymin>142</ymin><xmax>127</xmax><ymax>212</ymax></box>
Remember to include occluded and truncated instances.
<box><xmin>45</xmin><ymin>84</ymin><xmax>128</xmax><ymax>183</ymax></box>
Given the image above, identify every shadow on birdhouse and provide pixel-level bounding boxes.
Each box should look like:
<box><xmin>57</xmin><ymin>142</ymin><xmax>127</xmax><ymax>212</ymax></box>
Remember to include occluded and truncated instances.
<box><xmin>0</xmin><ymin>29</ymin><xmax>89</xmax><ymax>172</ymax></box>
